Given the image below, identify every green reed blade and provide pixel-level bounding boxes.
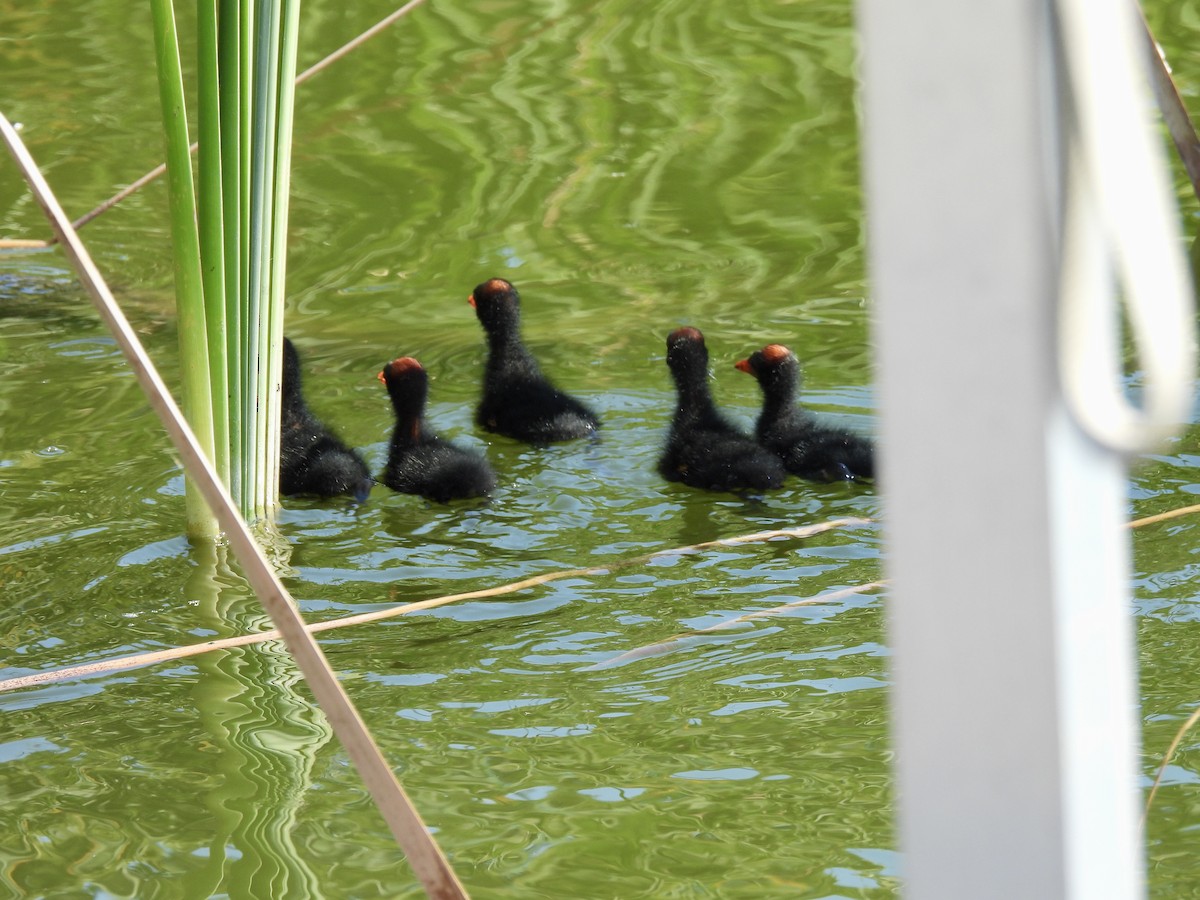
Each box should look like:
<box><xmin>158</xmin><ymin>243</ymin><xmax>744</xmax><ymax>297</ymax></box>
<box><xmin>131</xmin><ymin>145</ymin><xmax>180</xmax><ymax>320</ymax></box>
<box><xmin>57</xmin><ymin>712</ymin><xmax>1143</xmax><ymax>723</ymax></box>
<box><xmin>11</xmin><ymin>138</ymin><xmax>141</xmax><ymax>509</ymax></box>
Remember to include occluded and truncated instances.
<box><xmin>263</xmin><ymin>0</ymin><xmax>302</xmax><ymax>511</ymax></box>
<box><xmin>197</xmin><ymin>0</ymin><xmax>229</xmax><ymax>489</ymax></box>
<box><xmin>149</xmin><ymin>0</ymin><xmax>217</xmax><ymax>539</ymax></box>
<box><xmin>147</xmin><ymin>0</ymin><xmax>298</xmax><ymax>527</ymax></box>
<box><xmin>219</xmin><ymin>0</ymin><xmax>244</xmax><ymax>509</ymax></box>
<box><xmin>247</xmin><ymin>0</ymin><xmax>283</xmax><ymax>519</ymax></box>
<box><xmin>239</xmin><ymin>0</ymin><xmax>255</xmax><ymax>511</ymax></box>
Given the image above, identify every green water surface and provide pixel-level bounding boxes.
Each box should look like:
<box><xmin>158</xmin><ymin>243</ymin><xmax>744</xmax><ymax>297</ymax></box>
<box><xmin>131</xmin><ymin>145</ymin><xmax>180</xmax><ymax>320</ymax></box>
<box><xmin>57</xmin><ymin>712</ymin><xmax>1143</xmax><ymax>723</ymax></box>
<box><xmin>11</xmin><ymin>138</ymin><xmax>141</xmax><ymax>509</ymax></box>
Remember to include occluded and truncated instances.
<box><xmin>0</xmin><ymin>0</ymin><xmax>1198</xmax><ymax>897</ymax></box>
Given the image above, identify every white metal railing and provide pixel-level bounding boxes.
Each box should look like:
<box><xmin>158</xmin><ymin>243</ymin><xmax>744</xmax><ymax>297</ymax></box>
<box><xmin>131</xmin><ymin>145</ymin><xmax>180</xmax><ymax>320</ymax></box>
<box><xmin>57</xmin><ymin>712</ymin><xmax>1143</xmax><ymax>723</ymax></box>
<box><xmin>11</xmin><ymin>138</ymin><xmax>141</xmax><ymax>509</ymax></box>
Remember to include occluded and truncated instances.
<box><xmin>858</xmin><ymin>0</ymin><xmax>1195</xmax><ymax>896</ymax></box>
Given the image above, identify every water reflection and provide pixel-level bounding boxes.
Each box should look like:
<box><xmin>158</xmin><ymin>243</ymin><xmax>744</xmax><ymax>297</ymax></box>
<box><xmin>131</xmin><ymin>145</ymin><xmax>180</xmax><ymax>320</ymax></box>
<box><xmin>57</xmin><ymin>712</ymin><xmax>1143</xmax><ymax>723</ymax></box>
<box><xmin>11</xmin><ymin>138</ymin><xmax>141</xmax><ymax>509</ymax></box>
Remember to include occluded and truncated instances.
<box><xmin>17</xmin><ymin>0</ymin><xmax>1200</xmax><ymax>895</ymax></box>
<box><xmin>189</xmin><ymin>542</ymin><xmax>329</xmax><ymax>898</ymax></box>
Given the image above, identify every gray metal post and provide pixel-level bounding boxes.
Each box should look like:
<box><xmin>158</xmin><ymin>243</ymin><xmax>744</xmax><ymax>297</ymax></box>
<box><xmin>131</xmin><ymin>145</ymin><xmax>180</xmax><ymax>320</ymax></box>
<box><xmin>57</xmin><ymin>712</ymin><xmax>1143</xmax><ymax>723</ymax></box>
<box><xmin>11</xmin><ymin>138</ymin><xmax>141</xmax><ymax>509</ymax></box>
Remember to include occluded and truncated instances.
<box><xmin>857</xmin><ymin>1</ymin><xmax>1145</xmax><ymax>897</ymax></box>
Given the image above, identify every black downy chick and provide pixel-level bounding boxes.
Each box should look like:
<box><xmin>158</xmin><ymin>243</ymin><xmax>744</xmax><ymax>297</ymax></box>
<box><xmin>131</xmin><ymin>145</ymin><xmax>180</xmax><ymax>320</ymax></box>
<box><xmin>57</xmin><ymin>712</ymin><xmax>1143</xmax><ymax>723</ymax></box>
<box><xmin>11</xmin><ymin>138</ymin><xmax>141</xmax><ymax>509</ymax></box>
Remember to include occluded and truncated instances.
<box><xmin>379</xmin><ymin>356</ymin><xmax>496</xmax><ymax>502</ymax></box>
<box><xmin>469</xmin><ymin>277</ymin><xmax>600</xmax><ymax>442</ymax></box>
<box><xmin>280</xmin><ymin>337</ymin><xmax>372</xmax><ymax>500</ymax></box>
<box><xmin>658</xmin><ymin>327</ymin><xmax>786</xmax><ymax>492</ymax></box>
<box><xmin>735</xmin><ymin>343</ymin><xmax>874</xmax><ymax>482</ymax></box>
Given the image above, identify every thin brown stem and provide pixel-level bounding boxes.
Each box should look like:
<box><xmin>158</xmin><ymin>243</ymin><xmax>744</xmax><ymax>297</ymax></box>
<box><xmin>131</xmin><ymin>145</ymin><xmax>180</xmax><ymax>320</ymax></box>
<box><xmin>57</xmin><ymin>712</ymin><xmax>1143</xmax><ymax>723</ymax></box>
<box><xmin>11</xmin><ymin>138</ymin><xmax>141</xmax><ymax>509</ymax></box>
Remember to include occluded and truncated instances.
<box><xmin>1128</xmin><ymin>502</ymin><xmax>1200</xmax><ymax>529</ymax></box>
<box><xmin>588</xmin><ymin>580</ymin><xmax>888</xmax><ymax>669</ymax></box>
<box><xmin>0</xmin><ymin>112</ymin><xmax>468</xmax><ymax>900</ymax></box>
<box><xmin>294</xmin><ymin>0</ymin><xmax>429</xmax><ymax>86</ymax></box>
<box><xmin>1136</xmin><ymin>503</ymin><xmax>1200</xmax><ymax>821</ymax></box>
<box><xmin>0</xmin><ymin>238</ymin><xmax>50</xmax><ymax>248</ymax></box>
<box><xmin>1144</xmin><ymin>703</ymin><xmax>1200</xmax><ymax>822</ymax></box>
<box><xmin>0</xmin><ymin>519</ymin><xmax>871</xmax><ymax>695</ymax></box>
<box><xmin>1139</xmin><ymin>5</ymin><xmax>1200</xmax><ymax>205</ymax></box>
<box><xmin>28</xmin><ymin>1</ymin><xmax>432</xmax><ymax>245</ymax></box>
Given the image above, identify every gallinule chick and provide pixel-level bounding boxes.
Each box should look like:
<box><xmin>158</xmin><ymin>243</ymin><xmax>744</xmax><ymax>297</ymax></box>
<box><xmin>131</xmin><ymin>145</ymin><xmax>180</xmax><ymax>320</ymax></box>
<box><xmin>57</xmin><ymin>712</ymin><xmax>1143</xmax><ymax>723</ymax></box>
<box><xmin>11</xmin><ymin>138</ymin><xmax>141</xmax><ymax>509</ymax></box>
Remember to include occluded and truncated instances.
<box><xmin>469</xmin><ymin>277</ymin><xmax>600</xmax><ymax>442</ymax></box>
<box><xmin>735</xmin><ymin>343</ymin><xmax>875</xmax><ymax>482</ymax></box>
<box><xmin>280</xmin><ymin>338</ymin><xmax>372</xmax><ymax>500</ymax></box>
<box><xmin>658</xmin><ymin>327</ymin><xmax>786</xmax><ymax>492</ymax></box>
<box><xmin>378</xmin><ymin>356</ymin><xmax>497</xmax><ymax>502</ymax></box>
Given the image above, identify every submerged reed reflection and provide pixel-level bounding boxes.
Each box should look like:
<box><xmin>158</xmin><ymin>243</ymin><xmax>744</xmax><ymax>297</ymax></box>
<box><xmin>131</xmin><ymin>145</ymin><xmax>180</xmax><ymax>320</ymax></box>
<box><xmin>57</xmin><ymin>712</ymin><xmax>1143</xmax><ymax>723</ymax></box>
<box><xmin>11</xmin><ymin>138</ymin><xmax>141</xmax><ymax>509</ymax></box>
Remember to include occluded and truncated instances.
<box><xmin>189</xmin><ymin>542</ymin><xmax>331</xmax><ymax>898</ymax></box>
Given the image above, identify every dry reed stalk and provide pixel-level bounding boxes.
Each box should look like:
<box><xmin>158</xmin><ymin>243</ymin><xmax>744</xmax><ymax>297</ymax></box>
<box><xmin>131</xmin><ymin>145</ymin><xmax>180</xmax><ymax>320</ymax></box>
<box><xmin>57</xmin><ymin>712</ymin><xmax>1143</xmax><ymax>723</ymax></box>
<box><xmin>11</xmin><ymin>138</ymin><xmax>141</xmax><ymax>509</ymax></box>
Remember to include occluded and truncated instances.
<box><xmin>0</xmin><ymin>238</ymin><xmax>50</xmax><ymax>248</ymax></box>
<box><xmin>1139</xmin><ymin>5</ymin><xmax>1200</xmax><ymax>205</ymax></box>
<box><xmin>0</xmin><ymin>518</ymin><xmax>870</xmax><ymax>694</ymax></box>
<box><xmin>1136</xmin><ymin>504</ymin><xmax>1200</xmax><ymax>820</ymax></box>
<box><xmin>14</xmin><ymin>1</ymin><xmax>431</xmax><ymax>245</ymax></box>
<box><xmin>588</xmin><ymin>580</ymin><xmax>889</xmax><ymax>669</ymax></box>
<box><xmin>1128</xmin><ymin>502</ymin><xmax>1200</xmax><ymax>529</ymax></box>
<box><xmin>0</xmin><ymin>113</ymin><xmax>467</xmax><ymax>900</ymax></box>
<box><xmin>1126</xmin><ymin>497</ymin><xmax>1200</xmax><ymax>819</ymax></box>
<box><xmin>1144</xmin><ymin>704</ymin><xmax>1200</xmax><ymax>821</ymax></box>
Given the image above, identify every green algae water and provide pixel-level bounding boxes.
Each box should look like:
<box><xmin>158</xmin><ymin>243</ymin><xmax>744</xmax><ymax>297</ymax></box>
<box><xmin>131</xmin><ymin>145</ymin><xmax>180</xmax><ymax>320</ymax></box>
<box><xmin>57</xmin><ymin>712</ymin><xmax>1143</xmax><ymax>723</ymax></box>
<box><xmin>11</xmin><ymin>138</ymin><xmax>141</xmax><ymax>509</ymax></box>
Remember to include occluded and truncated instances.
<box><xmin>1</xmin><ymin>0</ymin><xmax>1198</xmax><ymax>896</ymax></box>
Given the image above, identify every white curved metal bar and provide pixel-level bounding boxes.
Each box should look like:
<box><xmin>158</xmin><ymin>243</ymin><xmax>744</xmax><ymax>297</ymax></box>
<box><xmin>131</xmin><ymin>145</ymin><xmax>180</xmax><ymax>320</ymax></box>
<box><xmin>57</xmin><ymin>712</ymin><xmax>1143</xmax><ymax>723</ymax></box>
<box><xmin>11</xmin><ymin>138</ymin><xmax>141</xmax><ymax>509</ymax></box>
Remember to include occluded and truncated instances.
<box><xmin>1057</xmin><ymin>0</ymin><xmax>1197</xmax><ymax>455</ymax></box>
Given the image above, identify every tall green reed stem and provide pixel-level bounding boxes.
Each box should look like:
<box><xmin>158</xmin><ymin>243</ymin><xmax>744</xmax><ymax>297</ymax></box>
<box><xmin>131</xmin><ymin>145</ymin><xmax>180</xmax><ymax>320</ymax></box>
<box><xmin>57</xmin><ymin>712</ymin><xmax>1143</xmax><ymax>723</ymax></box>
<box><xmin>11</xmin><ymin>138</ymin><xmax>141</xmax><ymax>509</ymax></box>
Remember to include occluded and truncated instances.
<box><xmin>198</xmin><ymin>0</ymin><xmax>230</xmax><ymax>490</ymax></box>
<box><xmin>218</xmin><ymin>0</ymin><xmax>244</xmax><ymax>504</ymax></box>
<box><xmin>265</xmin><ymin>0</ymin><xmax>302</xmax><ymax>518</ymax></box>
<box><xmin>151</xmin><ymin>0</ymin><xmax>301</xmax><ymax>533</ymax></box>
<box><xmin>150</xmin><ymin>0</ymin><xmax>218</xmax><ymax>539</ymax></box>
